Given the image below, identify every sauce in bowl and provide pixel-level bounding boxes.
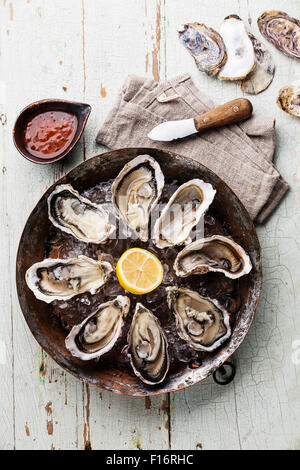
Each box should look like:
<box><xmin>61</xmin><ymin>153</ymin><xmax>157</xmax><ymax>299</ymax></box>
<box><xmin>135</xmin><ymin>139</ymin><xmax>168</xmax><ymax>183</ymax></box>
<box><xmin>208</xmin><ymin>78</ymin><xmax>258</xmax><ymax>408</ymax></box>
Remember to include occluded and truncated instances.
<box><xmin>24</xmin><ymin>111</ymin><xmax>78</xmax><ymax>159</ymax></box>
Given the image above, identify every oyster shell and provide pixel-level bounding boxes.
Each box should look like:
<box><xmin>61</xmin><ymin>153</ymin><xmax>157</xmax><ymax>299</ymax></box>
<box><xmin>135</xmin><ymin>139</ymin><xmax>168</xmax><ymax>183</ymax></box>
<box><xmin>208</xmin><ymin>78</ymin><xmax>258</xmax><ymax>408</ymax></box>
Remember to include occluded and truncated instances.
<box><xmin>277</xmin><ymin>83</ymin><xmax>300</xmax><ymax>118</ymax></box>
<box><xmin>126</xmin><ymin>303</ymin><xmax>169</xmax><ymax>385</ymax></box>
<box><xmin>48</xmin><ymin>184</ymin><xmax>115</xmax><ymax>244</ymax></box>
<box><xmin>218</xmin><ymin>15</ymin><xmax>256</xmax><ymax>80</ymax></box>
<box><xmin>166</xmin><ymin>287</ymin><xmax>231</xmax><ymax>352</ymax></box>
<box><xmin>65</xmin><ymin>296</ymin><xmax>130</xmax><ymax>360</ymax></box>
<box><xmin>239</xmin><ymin>33</ymin><xmax>275</xmax><ymax>94</ymax></box>
<box><xmin>153</xmin><ymin>179</ymin><xmax>216</xmax><ymax>249</ymax></box>
<box><xmin>112</xmin><ymin>155</ymin><xmax>164</xmax><ymax>242</ymax></box>
<box><xmin>178</xmin><ymin>22</ymin><xmax>227</xmax><ymax>76</ymax></box>
<box><xmin>174</xmin><ymin>235</ymin><xmax>252</xmax><ymax>279</ymax></box>
<box><xmin>26</xmin><ymin>255</ymin><xmax>113</xmax><ymax>303</ymax></box>
<box><xmin>257</xmin><ymin>10</ymin><xmax>300</xmax><ymax>59</ymax></box>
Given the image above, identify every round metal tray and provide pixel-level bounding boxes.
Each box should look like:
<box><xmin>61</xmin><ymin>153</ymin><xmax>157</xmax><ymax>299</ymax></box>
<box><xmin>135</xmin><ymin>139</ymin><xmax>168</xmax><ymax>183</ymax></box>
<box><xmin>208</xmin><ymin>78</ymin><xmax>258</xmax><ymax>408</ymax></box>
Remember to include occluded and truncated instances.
<box><xmin>16</xmin><ymin>148</ymin><xmax>262</xmax><ymax>396</ymax></box>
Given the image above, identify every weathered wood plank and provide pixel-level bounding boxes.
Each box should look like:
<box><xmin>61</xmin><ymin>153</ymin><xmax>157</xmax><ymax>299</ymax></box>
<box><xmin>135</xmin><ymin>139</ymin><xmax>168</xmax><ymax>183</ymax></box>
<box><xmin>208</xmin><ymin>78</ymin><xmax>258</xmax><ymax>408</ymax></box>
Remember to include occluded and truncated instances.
<box><xmin>82</xmin><ymin>0</ymin><xmax>167</xmax><ymax>159</ymax></box>
<box><xmin>0</xmin><ymin>0</ymin><xmax>169</xmax><ymax>450</ymax></box>
<box><xmin>0</xmin><ymin>0</ymin><xmax>87</xmax><ymax>450</ymax></box>
<box><xmin>80</xmin><ymin>0</ymin><xmax>169</xmax><ymax>450</ymax></box>
<box><xmin>0</xmin><ymin>41</ymin><xmax>14</xmax><ymax>449</ymax></box>
<box><xmin>1</xmin><ymin>0</ymin><xmax>299</xmax><ymax>451</ymax></box>
<box><xmin>165</xmin><ymin>0</ymin><xmax>300</xmax><ymax>450</ymax></box>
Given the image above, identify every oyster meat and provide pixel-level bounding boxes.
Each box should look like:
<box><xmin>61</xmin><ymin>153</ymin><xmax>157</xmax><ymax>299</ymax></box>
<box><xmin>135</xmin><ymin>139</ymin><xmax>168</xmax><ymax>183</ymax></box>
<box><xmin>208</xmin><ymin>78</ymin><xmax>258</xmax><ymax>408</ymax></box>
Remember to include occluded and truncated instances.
<box><xmin>178</xmin><ymin>23</ymin><xmax>227</xmax><ymax>76</ymax></box>
<box><xmin>153</xmin><ymin>179</ymin><xmax>216</xmax><ymax>249</ymax></box>
<box><xmin>48</xmin><ymin>184</ymin><xmax>115</xmax><ymax>244</ymax></box>
<box><xmin>126</xmin><ymin>303</ymin><xmax>169</xmax><ymax>385</ymax></box>
<box><xmin>174</xmin><ymin>235</ymin><xmax>252</xmax><ymax>279</ymax></box>
<box><xmin>239</xmin><ymin>33</ymin><xmax>275</xmax><ymax>94</ymax></box>
<box><xmin>257</xmin><ymin>10</ymin><xmax>300</xmax><ymax>59</ymax></box>
<box><xmin>26</xmin><ymin>255</ymin><xmax>113</xmax><ymax>303</ymax></box>
<box><xmin>65</xmin><ymin>296</ymin><xmax>130</xmax><ymax>360</ymax></box>
<box><xmin>166</xmin><ymin>287</ymin><xmax>231</xmax><ymax>352</ymax></box>
<box><xmin>112</xmin><ymin>155</ymin><xmax>164</xmax><ymax>241</ymax></box>
<box><xmin>218</xmin><ymin>15</ymin><xmax>256</xmax><ymax>80</ymax></box>
<box><xmin>277</xmin><ymin>83</ymin><xmax>300</xmax><ymax>118</ymax></box>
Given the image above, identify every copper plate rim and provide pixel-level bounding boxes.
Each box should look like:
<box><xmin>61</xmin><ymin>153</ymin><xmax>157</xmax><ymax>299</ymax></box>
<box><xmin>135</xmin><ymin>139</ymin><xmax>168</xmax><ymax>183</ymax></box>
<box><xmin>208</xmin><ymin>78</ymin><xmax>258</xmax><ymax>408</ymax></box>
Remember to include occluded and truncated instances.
<box><xmin>16</xmin><ymin>147</ymin><xmax>262</xmax><ymax>396</ymax></box>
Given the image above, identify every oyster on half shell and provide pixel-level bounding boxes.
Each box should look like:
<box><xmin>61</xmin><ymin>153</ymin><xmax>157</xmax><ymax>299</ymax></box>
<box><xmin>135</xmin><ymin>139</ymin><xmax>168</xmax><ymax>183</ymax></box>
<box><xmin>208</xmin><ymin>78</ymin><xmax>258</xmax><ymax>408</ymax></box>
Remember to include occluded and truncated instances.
<box><xmin>166</xmin><ymin>287</ymin><xmax>231</xmax><ymax>352</ymax></box>
<box><xmin>174</xmin><ymin>235</ymin><xmax>252</xmax><ymax>279</ymax></box>
<box><xmin>218</xmin><ymin>15</ymin><xmax>255</xmax><ymax>80</ymax></box>
<box><xmin>277</xmin><ymin>83</ymin><xmax>300</xmax><ymax>118</ymax></box>
<box><xmin>258</xmin><ymin>10</ymin><xmax>300</xmax><ymax>60</ymax></box>
<box><xmin>26</xmin><ymin>255</ymin><xmax>113</xmax><ymax>303</ymax></box>
<box><xmin>112</xmin><ymin>155</ymin><xmax>164</xmax><ymax>242</ymax></box>
<box><xmin>178</xmin><ymin>22</ymin><xmax>227</xmax><ymax>76</ymax></box>
<box><xmin>126</xmin><ymin>303</ymin><xmax>169</xmax><ymax>385</ymax></box>
<box><xmin>65</xmin><ymin>296</ymin><xmax>130</xmax><ymax>361</ymax></box>
<box><xmin>153</xmin><ymin>179</ymin><xmax>216</xmax><ymax>249</ymax></box>
<box><xmin>239</xmin><ymin>33</ymin><xmax>275</xmax><ymax>94</ymax></box>
<box><xmin>48</xmin><ymin>184</ymin><xmax>115</xmax><ymax>244</ymax></box>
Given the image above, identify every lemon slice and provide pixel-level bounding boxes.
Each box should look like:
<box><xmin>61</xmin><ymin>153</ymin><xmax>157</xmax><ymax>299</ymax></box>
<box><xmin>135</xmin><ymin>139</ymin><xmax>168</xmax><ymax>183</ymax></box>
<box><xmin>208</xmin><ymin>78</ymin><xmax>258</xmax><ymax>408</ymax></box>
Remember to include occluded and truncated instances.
<box><xmin>116</xmin><ymin>248</ymin><xmax>164</xmax><ymax>295</ymax></box>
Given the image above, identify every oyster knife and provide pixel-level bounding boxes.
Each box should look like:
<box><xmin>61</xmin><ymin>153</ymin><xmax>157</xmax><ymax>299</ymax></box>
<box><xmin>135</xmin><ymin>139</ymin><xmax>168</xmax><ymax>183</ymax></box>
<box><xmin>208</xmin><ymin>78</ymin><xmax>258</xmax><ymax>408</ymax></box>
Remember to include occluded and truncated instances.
<box><xmin>148</xmin><ymin>98</ymin><xmax>252</xmax><ymax>141</ymax></box>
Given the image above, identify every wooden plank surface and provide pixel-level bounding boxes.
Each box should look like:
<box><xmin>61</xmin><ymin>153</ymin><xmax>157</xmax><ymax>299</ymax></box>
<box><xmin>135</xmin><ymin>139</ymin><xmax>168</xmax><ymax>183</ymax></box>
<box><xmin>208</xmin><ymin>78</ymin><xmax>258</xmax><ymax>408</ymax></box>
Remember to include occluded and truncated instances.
<box><xmin>166</xmin><ymin>0</ymin><xmax>300</xmax><ymax>450</ymax></box>
<box><xmin>0</xmin><ymin>0</ymin><xmax>299</xmax><ymax>450</ymax></box>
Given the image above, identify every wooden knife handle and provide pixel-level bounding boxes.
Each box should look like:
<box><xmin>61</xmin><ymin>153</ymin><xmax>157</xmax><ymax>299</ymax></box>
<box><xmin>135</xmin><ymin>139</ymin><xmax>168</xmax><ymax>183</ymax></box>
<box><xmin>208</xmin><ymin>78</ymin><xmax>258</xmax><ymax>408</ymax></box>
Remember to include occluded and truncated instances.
<box><xmin>194</xmin><ymin>98</ymin><xmax>253</xmax><ymax>132</ymax></box>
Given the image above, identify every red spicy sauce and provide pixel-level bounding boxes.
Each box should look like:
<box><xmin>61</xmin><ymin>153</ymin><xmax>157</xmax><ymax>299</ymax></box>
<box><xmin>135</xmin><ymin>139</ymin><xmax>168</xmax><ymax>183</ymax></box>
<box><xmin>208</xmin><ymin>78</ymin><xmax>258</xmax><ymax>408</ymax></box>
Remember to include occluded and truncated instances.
<box><xmin>24</xmin><ymin>111</ymin><xmax>78</xmax><ymax>159</ymax></box>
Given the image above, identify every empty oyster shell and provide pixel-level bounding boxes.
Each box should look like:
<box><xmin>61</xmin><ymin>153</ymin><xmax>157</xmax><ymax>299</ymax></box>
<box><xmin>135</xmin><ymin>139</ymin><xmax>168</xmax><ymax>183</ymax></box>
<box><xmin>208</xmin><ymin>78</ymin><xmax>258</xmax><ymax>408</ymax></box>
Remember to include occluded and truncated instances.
<box><xmin>277</xmin><ymin>83</ymin><xmax>300</xmax><ymax>118</ymax></box>
<box><xmin>126</xmin><ymin>303</ymin><xmax>169</xmax><ymax>385</ymax></box>
<box><xmin>239</xmin><ymin>33</ymin><xmax>275</xmax><ymax>94</ymax></box>
<box><xmin>65</xmin><ymin>296</ymin><xmax>130</xmax><ymax>361</ymax></box>
<box><xmin>174</xmin><ymin>235</ymin><xmax>252</xmax><ymax>279</ymax></box>
<box><xmin>257</xmin><ymin>10</ymin><xmax>300</xmax><ymax>59</ymax></box>
<box><xmin>166</xmin><ymin>287</ymin><xmax>231</xmax><ymax>352</ymax></box>
<box><xmin>48</xmin><ymin>184</ymin><xmax>115</xmax><ymax>244</ymax></box>
<box><xmin>178</xmin><ymin>22</ymin><xmax>227</xmax><ymax>76</ymax></box>
<box><xmin>153</xmin><ymin>179</ymin><xmax>216</xmax><ymax>249</ymax></box>
<box><xmin>26</xmin><ymin>255</ymin><xmax>113</xmax><ymax>303</ymax></box>
<box><xmin>218</xmin><ymin>15</ymin><xmax>255</xmax><ymax>80</ymax></box>
<box><xmin>112</xmin><ymin>155</ymin><xmax>164</xmax><ymax>242</ymax></box>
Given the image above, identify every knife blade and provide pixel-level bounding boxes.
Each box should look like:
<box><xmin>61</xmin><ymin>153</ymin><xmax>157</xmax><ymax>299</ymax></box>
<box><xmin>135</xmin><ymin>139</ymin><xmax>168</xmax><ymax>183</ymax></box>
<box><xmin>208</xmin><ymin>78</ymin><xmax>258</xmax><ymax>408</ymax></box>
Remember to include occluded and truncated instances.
<box><xmin>148</xmin><ymin>98</ymin><xmax>253</xmax><ymax>142</ymax></box>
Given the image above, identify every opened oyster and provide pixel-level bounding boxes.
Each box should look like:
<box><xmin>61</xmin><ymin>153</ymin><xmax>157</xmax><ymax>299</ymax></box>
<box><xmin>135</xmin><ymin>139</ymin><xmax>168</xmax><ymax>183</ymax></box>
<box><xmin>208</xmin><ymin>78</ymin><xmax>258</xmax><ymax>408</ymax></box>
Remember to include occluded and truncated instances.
<box><xmin>174</xmin><ymin>235</ymin><xmax>252</xmax><ymax>279</ymax></box>
<box><xmin>112</xmin><ymin>155</ymin><xmax>164</xmax><ymax>242</ymax></box>
<box><xmin>239</xmin><ymin>33</ymin><xmax>275</xmax><ymax>94</ymax></box>
<box><xmin>277</xmin><ymin>83</ymin><xmax>300</xmax><ymax>118</ymax></box>
<box><xmin>167</xmin><ymin>287</ymin><xmax>231</xmax><ymax>352</ymax></box>
<box><xmin>126</xmin><ymin>303</ymin><xmax>169</xmax><ymax>385</ymax></box>
<box><xmin>65</xmin><ymin>296</ymin><xmax>130</xmax><ymax>360</ymax></box>
<box><xmin>153</xmin><ymin>179</ymin><xmax>216</xmax><ymax>249</ymax></box>
<box><xmin>218</xmin><ymin>15</ymin><xmax>255</xmax><ymax>80</ymax></box>
<box><xmin>48</xmin><ymin>184</ymin><xmax>115</xmax><ymax>244</ymax></box>
<box><xmin>258</xmin><ymin>11</ymin><xmax>300</xmax><ymax>59</ymax></box>
<box><xmin>26</xmin><ymin>255</ymin><xmax>113</xmax><ymax>303</ymax></box>
<box><xmin>178</xmin><ymin>23</ymin><xmax>227</xmax><ymax>76</ymax></box>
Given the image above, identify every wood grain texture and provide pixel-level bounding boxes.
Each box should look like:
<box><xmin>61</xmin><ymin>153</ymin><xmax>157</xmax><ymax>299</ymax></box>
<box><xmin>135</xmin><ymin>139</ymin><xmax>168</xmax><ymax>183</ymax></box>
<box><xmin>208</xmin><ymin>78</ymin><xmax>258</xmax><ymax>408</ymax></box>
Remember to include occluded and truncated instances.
<box><xmin>0</xmin><ymin>0</ymin><xmax>299</xmax><ymax>450</ymax></box>
<box><xmin>193</xmin><ymin>98</ymin><xmax>253</xmax><ymax>132</ymax></box>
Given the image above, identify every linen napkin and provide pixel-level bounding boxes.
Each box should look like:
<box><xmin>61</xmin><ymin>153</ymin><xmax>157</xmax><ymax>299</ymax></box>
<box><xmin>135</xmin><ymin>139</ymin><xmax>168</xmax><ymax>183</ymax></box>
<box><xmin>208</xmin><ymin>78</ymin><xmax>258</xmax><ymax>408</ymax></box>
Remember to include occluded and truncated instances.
<box><xmin>96</xmin><ymin>73</ymin><xmax>289</xmax><ymax>223</ymax></box>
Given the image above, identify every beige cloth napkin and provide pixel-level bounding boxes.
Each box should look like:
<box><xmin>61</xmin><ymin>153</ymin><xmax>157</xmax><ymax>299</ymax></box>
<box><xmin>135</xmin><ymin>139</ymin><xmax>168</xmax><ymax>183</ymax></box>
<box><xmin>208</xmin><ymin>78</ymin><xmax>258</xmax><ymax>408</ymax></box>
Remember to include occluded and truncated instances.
<box><xmin>96</xmin><ymin>73</ymin><xmax>289</xmax><ymax>223</ymax></box>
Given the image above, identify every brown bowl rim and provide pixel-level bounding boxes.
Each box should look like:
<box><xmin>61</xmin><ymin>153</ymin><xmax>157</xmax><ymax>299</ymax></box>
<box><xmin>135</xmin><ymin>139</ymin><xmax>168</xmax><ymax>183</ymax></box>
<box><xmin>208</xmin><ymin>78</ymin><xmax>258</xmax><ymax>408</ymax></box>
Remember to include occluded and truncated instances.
<box><xmin>16</xmin><ymin>147</ymin><xmax>262</xmax><ymax>396</ymax></box>
<box><xmin>12</xmin><ymin>98</ymin><xmax>91</xmax><ymax>165</ymax></box>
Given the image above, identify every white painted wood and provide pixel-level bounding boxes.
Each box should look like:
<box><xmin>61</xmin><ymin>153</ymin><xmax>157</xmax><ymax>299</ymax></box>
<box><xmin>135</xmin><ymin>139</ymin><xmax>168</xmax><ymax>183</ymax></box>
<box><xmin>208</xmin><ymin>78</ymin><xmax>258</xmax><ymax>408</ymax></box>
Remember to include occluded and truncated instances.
<box><xmin>0</xmin><ymin>63</ymin><xmax>14</xmax><ymax>451</ymax></box>
<box><xmin>81</xmin><ymin>0</ymin><xmax>169</xmax><ymax>450</ymax></box>
<box><xmin>166</xmin><ymin>0</ymin><xmax>300</xmax><ymax>450</ymax></box>
<box><xmin>0</xmin><ymin>0</ymin><xmax>168</xmax><ymax>451</ymax></box>
<box><xmin>0</xmin><ymin>0</ymin><xmax>87</xmax><ymax>451</ymax></box>
<box><xmin>0</xmin><ymin>0</ymin><xmax>299</xmax><ymax>450</ymax></box>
